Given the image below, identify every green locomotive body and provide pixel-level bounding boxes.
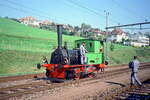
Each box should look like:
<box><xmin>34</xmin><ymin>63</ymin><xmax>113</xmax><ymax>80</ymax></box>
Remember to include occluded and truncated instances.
<box><xmin>75</xmin><ymin>39</ymin><xmax>104</xmax><ymax>65</ymax></box>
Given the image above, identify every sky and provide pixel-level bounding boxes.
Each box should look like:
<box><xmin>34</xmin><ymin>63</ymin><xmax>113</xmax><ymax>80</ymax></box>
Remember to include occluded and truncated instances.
<box><xmin>0</xmin><ymin>0</ymin><xmax>150</xmax><ymax>30</ymax></box>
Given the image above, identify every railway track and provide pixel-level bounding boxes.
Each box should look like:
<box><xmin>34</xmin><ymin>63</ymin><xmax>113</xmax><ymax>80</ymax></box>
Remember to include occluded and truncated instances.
<box><xmin>0</xmin><ymin>73</ymin><xmax>45</xmax><ymax>83</ymax></box>
<box><xmin>0</xmin><ymin>62</ymin><xmax>148</xmax><ymax>84</ymax></box>
<box><xmin>0</xmin><ymin>63</ymin><xmax>149</xmax><ymax>100</ymax></box>
<box><xmin>101</xmin><ymin>79</ymin><xmax>150</xmax><ymax>100</ymax></box>
<box><xmin>0</xmin><ymin>66</ymin><xmax>119</xmax><ymax>83</ymax></box>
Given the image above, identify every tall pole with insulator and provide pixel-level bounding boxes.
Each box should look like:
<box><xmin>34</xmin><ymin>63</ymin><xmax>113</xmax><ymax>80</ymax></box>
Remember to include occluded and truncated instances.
<box><xmin>148</xmin><ymin>33</ymin><xmax>150</xmax><ymax>46</ymax></box>
<box><xmin>104</xmin><ymin>10</ymin><xmax>109</xmax><ymax>62</ymax></box>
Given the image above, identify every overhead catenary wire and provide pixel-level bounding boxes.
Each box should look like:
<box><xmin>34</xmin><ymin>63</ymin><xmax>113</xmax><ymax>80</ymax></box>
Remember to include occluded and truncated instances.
<box><xmin>66</xmin><ymin>0</ymin><xmax>104</xmax><ymax>17</ymax></box>
<box><xmin>122</xmin><ymin>28</ymin><xmax>150</xmax><ymax>30</ymax></box>
<box><xmin>0</xmin><ymin>3</ymin><xmax>53</xmax><ymax>21</ymax></box>
<box><xmin>65</xmin><ymin>0</ymin><xmax>119</xmax><ymax>24</ymax></box>
<box><xmin>75</xmin><ymin>0</ymin><xmax>120</xmax><ymax>24</ymax></box>
<box><xmin>106</xmin><ymin>21</ymin><xmax>150</xmax><ymax>29</ymax></box>
<box><xmin>2</xmin><ymin>0</ymin><xmax>121</xmax><ymax>28</ymax></box>
<box><xmin>2</xmin><ymin>0</ymin><xmax>71</xmax><ymax>24</ymax></box>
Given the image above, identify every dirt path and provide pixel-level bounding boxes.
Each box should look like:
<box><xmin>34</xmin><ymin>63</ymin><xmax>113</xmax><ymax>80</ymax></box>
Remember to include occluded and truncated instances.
<box><xmin>33</xmin><ymin>67</ymin><xmax>150</xmax><ymax>100</ymax></box>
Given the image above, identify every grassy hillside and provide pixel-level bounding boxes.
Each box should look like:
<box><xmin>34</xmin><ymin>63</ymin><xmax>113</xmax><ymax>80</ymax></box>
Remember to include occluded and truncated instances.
<box><xmin>0</xmin><ymin>18</ymin><xmax>83</xmax><ymax>51</ymax></box>
<box><xmin>0</xmin><ymin>18</ymin><xmax>83</xmax><ymax>76</ymax></box>
<box><xmin>109</xmin><ymin>43</ymin><xmax>150</xmax><ymax>65</ymax></box>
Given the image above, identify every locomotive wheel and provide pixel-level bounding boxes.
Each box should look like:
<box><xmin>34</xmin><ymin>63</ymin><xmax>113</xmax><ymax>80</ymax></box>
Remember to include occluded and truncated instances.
<box><xmin>74</xmin><ymin>75</ymin><xmax>80</xmax><ymax>80</ymax></box>
<box><xmin>74</xmin><ymin>73</ymin><xmax>80</xmax><ymax>80</ymax></box>
<box><xmin>88</xmin><ymin>73</ymin><xmax>96</xmax><ymax>78</ymax></box>
<box><xmin>65</xmin><ymin>70</ymin><xmax>74</xmax><ymax>80</ymax></box>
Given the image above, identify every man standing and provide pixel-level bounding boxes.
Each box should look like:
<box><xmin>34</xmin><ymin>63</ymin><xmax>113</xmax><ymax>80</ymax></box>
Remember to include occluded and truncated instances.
<box><xmin>80</xmin><ymin>42</ymin><xmax>88</xmax><ymax>64</ymax></box>
<box><xmin>129</xmin><ymin>56</ymin><xmax>142</xmax><ymax>87</ymax></box>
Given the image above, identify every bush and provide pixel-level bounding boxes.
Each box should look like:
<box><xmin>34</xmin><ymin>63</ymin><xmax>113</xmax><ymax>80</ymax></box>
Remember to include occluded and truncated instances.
<box><xmin>110</xmin><ymin>43</ymin><xmax>115</xmax><ymax>51</ymax></box>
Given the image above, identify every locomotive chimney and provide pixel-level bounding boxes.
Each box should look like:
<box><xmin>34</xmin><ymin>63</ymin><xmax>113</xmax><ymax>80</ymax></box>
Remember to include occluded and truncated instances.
<box><xmin>57</xmin><ymin>24</ymin><xmax>63</xmax><ymax>49</ymax></box>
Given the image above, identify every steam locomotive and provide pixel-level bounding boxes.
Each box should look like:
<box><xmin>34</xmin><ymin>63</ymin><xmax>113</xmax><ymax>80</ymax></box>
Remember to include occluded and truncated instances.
<box><xmin>37</xmin><ymin>25</ymin><xmax>107</xmax><ymax>80</ymax></box>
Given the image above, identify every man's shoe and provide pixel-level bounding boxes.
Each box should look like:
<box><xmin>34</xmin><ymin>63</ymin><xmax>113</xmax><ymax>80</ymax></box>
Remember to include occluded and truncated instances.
<box><xmin>138</xmin><ymin>84</ymin><xmax>145</xmax><ymax>89</ymax></box>
<box><xmin>130</xmin><ymin>84</ymin><xmax>134</xmax><ymax>88</ymax></box>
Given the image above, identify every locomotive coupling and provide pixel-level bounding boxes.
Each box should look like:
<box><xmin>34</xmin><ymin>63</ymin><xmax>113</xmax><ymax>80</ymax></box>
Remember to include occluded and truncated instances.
<box><xmin>105</xmin><ymin>61</ymin><xmax>108</xmax><ymax>65</ymax></box>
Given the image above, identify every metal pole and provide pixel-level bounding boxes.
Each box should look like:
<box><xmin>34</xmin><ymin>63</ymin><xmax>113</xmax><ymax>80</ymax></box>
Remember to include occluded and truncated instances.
<box><xmin>148</xmin><ymin>33</ymin><xmax>150</xmax><ymax>46</ymax></box>
<box><xmin>105</xmin><ymin>11</ymin><xmax>109</xmax><ymax>62</ymax></box>
<box><xmin>106</xmin><ymin>21</ymin><xmax>150</xmax><ymax>29</ymax></box>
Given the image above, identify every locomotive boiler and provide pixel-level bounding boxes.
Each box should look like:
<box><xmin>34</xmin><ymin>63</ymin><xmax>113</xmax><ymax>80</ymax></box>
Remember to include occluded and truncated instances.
<box><xmin>37</xmin><ymin>25</ymin><xmax>107</xmax><ymax>80</ymax></box>
<box><xmin>50</xmin><ymin>25</ymin><xmax>81</xmax><ymax>65</ymax></box>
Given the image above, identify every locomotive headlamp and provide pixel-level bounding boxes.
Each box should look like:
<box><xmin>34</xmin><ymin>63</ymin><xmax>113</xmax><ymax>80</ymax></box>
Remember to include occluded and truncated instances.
<box><xmin>100</xmin><ymin>47</ymin><xmax>103</xmax><ymax>52</ymax></box>
<box><xmin>37</xmin><ymin>63</ymin><xmax>41</xmax><ymax>69</ymax></box>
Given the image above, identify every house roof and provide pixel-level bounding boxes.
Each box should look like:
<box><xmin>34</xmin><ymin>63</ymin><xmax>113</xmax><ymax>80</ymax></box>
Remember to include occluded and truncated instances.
<box><xmin>19</xmin><ymin>16</ymin><xmax>37</xmax><ymax>21</ymax></box>
<box><xmin>112</xmin><ymin>28</ymin><xmax>124</xmax><ymax>35</ymax></box>
<box><xmin>41</xmin><ymin>20</ymin><xmax>52</xmax><ymax>25</ymax></box>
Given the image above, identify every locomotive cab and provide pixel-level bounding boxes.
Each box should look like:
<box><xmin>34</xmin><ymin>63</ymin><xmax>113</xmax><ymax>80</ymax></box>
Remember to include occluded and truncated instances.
<box><xmin>75</xmin><ymin>39</ymin><xmax>105</xmax><ymax>65</ymax></box>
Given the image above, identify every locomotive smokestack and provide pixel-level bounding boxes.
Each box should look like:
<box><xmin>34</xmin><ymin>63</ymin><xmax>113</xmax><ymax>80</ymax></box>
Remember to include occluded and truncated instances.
<box><xmin>57</xmin><ymin>25</ymin><xmax>63</xmax><ymax>49</ymax></box>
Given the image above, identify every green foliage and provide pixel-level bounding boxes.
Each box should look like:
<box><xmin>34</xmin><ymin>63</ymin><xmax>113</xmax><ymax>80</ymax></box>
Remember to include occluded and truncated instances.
<box><xmin>81</xmin><ymin>23</ymin><xmax>91</xmax><ymax>31</ymax></box>
<box><xmin>74</xmin><ymin>26</ymin><xmax>80</xmax><ymax>32</ymax></box>
<box><xmin>0</xmin><ymin>50</ymin><xmax>46</xmax><ymax>76</ymax></box>
<box><xmin>110</xmin><ymin>43</ymin><xmax>115</xmax><ymax>51</ymax></box>
<box><xmin>40</xmin><ymin>24</ymin><xmax>56</xmax><ymax>32</ymax></box>
<box><xmin>97</xmin><ymin>35</ymin><xmax>105</xmax><ymax>41</ymax></box>
<box><xmin>109</xmin><ymin>44</ymin><xmax>150</xmax><ymax>65</ymax></box>
<box><xmin>80</xmin><ymin>23</ymin><xmax>92</xmax><ymax>37</ymax></box>
<box><xmin>62</xmin><ymin>29</ymin><xmax>70</xmax><ymax>35</ymax></box>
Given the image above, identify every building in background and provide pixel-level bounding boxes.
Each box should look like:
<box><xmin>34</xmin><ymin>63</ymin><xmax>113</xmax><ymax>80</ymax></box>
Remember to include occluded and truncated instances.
<box><xmin>19</xmin><ymin>16</ymin><xmax>41</xmax><ymax>27</ymax></box>
<box><xmin>108</xmin><ymin>28</ymin><xmax>128</xmax><ymax>42</ymax></box>
<box><xmin>124</xmin><ymin>34</ymin><xmax>149</xmax><ymax>47</ymax></box>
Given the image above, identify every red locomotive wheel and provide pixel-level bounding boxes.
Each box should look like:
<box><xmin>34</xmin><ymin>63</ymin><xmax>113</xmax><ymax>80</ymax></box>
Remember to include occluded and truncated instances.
<box><xmin>74</xmin><ymin>77</ymin><xmax>80</xmax><ymax>80</ymax></box>
<box><xmin>88</xmin><ymin>73</ymin><xmax>96</xmax><ymax>78</ymax></box>
<box><xmin>74</xmin><ymin>73</ymin><xmax>80</xmax><ymax>80</ymax></box>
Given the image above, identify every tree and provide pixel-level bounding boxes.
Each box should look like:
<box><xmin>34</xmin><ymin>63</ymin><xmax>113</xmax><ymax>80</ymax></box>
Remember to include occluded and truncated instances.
<box><xmin>98</xmin><ymin>35</ymin><xmax>105</xmax><ymax>41</ymax></box>
<box><xmin>74</xmin><ymin>26</ymin><xmax>80</xmax><ymax>32</ymax></box>
<box><xmin>40</xmin><ymin>24</ymin><xmax>56</xmax><ymax>32</ymax></box>
<box><xmin>73</xmin><ymin>26</ymin><xmax>80</xmax><ymax>36</ymax></box>
<box><xmin>110</xmin><ymin>43</ymin><xmax>115</xmax><ymax>51</ymax></box>
<box><xmin>80</xmin><ymin>23</ymin><xmax>91</xmax><ymax>37</ymax></box>
<box><xmin>121</xmin><ymin>38</ymin><xmax>125</xmax><ymax>44</ymax></box>
<box><xmin>4</xmin><ymin>16</ymin><xmax>9</xmax><ymax>19</ymax></box>
<box><xmin>81</xmin><ymin>23</ymin><xmax>91</xmax><ymax>31</ymax></box>
<box><xmin>11</xmin><ymin>18</ymin><xmax>20</xmax><ymax>23</ymax></box>
<box><xmin>62</xmin><ymin>29</ymin><xmax>70</xmax><ymax>35</ymax></box>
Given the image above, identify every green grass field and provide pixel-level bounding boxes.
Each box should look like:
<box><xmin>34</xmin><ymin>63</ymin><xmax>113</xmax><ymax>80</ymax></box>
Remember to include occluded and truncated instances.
<box><xmin>109</xmin><ymin>43</ymin><xmax>150</xmax><ymax>65</ymax></box>
<box><xmin>0</xmin><ymin>18</ymin><xmax>150</xmax><ymax>77</ymax></box>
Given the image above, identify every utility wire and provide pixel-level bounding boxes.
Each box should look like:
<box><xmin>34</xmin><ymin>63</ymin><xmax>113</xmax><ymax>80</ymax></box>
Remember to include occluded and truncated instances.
<box><xmin>0</xmin><ymin>3</ymin><xmax>53</xmax><ymax>20</ymax></box>
<box><xmin>4</xmin><ymin>0</ymin><xmax>63</xmax><ymax>23</ymax></box>
<box><xmin>66</xmin><ymin>0</ymin><xmax>119</xmax><ymax>24</ymax></box>
<box><xmin>76</xmin><ymin>0</ymin><xmax>120</xmax><ymax>22</ymax></box>
<box><xmin>3</xmin><ymin>0</ymin><xmax>71</xmax><ymax>24</ymax></box>
<box><xmin>66</xmin><ymin>0</ymin><xmax>104</xmax><ymax>17</ymax></box>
